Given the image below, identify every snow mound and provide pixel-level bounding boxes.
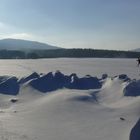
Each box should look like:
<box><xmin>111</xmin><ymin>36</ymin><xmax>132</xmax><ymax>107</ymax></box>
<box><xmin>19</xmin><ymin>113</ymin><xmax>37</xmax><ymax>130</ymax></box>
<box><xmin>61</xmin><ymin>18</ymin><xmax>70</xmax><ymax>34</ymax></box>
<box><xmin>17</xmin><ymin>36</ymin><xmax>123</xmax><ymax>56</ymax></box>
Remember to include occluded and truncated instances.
<box><xmin>124</xmin><ymin>80</ymin><xmax>140</xmax><ymax>97</ymax></box>
<box><xmin>19</xmin><ymin>72</ymin><xmax>39</xmax><ymax>84</ymax></box>
<box><xmin>67</xmin><ymin>74</ymin><xmax>101</xmax><ymax>89</ymax></box>
<box><xmin>0</xmin><ymin>72</ymin><xmax>139</xmax><ymax>98</ymax></box>
<box><xmin>0</xmin><ymin>76</ymin><xmax>19</xmax><ymax>95</ymax></box>
<box><xmin>29</xmin><ymin>71</ymin><xmax>102</xmax><ymax>92</ymax></box>
<box><xmin>0</xmin><ymin>71</ymin><xmax>102</xmax><ymax>94</ymax></box>
<box><xmin>130</xmin><ymin>119</ymin><xmax>140</xmax><ymax>140</ymax></box>
<box><xmin>29</xmin><ymin>71</ymin><xmax>70</xmax><ymax>92</ymax></box>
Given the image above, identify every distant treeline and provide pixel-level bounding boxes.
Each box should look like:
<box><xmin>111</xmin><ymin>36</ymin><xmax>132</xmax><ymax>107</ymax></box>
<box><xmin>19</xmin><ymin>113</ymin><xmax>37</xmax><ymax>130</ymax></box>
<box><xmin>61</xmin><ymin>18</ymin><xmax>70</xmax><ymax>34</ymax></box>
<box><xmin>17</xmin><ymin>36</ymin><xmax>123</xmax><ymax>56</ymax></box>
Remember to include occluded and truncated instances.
<box><xmin>0</xmin><ymin>49</ymin><xmax>139</xmax><ymax>59</ymax></box>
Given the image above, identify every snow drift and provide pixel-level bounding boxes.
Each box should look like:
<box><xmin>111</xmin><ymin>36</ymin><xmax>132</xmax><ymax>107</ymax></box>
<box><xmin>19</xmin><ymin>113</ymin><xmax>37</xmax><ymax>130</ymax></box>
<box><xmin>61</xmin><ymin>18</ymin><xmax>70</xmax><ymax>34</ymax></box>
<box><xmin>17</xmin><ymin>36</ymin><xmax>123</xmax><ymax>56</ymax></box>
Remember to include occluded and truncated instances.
<box><xmin>29</xmin><ymin>71</ymin><xmax>102</xmax><ymax>92</ymax></box>
<box><xmin>0</xmin><ymin>71</ymin><xmax>139</xmax><ymax>140</ymax></box>
<box><xmin>0</xmin><ymin>71</ymin><xmax>102</xmax><ymax>94</ymax></box>
<box><xmin>0</xmin><ymin>71</ymin><xmax>139</xmax><ymax>97</ymax></box>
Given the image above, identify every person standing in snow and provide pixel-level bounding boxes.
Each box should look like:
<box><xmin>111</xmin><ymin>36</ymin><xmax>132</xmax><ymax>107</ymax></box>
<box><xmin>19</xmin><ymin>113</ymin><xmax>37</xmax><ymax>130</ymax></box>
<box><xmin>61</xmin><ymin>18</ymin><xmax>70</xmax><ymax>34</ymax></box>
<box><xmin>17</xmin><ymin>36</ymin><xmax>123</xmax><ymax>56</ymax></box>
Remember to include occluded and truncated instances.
<box><xmin>136</xmin><ymin>58</ymin><xmax>140</xmax><ymax>67</ymax></box>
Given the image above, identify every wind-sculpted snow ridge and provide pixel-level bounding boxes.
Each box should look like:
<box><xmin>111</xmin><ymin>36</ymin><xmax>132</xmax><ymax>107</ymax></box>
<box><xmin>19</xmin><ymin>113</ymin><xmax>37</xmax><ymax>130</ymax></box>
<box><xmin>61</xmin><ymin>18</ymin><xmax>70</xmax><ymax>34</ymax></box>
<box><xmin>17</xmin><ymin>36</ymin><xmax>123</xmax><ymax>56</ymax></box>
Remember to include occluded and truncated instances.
<box><xmin>19</xmin><ymin>72</ymin><xmax>40</xmax><ymax>84</ymax></box>
<box><xmin>29</xmin><ymin>71</ymin><xmax>102</xmax><ymax>92</ymax></box>
<box><xmin>0</xmin><ymin>71</ymin><xmax>102</xmax><ymax>95</ymax></box>
<box><xmin>0</xmin><ymin>71</ymin><xmax>140</xmax><ymax>97</ymax></box>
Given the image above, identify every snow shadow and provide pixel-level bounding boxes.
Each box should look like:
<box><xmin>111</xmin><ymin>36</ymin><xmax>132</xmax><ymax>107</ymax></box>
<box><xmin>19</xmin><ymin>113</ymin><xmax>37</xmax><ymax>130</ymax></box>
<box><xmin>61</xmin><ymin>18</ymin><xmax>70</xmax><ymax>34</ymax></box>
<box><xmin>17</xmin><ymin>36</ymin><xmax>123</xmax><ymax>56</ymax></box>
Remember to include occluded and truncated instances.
<box><xmin>29</xmin><ymin>71</ymin><xmax>102</xmax><ymax>93</ymax></box>
<box><xmin>0</xmin><ymin>71</ymin><xmax>139</xmax><ymax>96</ymax></box>
<box><xmin>0</xmin><ymin>76</ymin><xmax>19</xmax><ymax>95</ymax></box>
<box><xmin>29</xmin><ymin>71</ymin><xmax>71</xmax><ymax>92</ymax></box>
<box><xmin>124</xmin><ymin>80</ymin><xmax>140</xmax><ymax>97</ymax></box>
<box><xmin>0</xmin><ymin>71</ymin><xmax>102</xmax><ymax>95</ymax></box>
<box><xmin>118</xmin><ymin>74</ymin><xmax>130</xmax><ymax>82</ymax></box>
<box><xmin>19</xmin><ymin>72</ymin><xmax>39</xmax><ymax>84</ymax></box>
<box><xmin>70</xmin><ymin>91</ymin><xmax>99</xmax><ymax>103</ymax></box>
<box><xmin>130</xmin><ymin>118</ymin><xmax>140</xmax><ymax>140</ymax></box>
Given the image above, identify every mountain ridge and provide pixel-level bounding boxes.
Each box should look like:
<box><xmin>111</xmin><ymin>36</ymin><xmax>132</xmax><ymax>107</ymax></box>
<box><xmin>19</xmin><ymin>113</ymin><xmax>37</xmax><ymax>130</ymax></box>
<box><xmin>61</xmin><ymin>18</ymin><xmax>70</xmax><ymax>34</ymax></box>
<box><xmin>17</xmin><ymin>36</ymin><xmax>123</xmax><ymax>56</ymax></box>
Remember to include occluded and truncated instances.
<box><xmin>0</xmin><ymin>38</ymin><xmax>60</xmax><ymax>50</ymax></box>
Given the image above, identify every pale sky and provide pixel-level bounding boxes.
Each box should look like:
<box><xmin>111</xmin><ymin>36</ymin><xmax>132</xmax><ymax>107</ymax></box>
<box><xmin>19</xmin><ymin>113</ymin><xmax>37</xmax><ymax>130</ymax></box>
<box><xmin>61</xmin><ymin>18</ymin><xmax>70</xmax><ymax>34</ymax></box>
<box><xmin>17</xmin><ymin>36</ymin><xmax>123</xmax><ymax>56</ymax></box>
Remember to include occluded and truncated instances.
<box><xmin>0</xmin><ymin>0</ymin><xmax>140</xmax><ymax>50</ymax></box>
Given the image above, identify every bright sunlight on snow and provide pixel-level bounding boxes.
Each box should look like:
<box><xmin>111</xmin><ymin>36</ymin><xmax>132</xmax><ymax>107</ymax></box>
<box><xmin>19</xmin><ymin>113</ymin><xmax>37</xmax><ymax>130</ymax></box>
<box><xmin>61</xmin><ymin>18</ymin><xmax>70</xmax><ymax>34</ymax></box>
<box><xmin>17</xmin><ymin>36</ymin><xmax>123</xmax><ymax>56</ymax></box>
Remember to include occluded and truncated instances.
<box><xmin>0</xmin><ymin>58</ymin><xmax>139</xmax><ymax>140</ymax></box>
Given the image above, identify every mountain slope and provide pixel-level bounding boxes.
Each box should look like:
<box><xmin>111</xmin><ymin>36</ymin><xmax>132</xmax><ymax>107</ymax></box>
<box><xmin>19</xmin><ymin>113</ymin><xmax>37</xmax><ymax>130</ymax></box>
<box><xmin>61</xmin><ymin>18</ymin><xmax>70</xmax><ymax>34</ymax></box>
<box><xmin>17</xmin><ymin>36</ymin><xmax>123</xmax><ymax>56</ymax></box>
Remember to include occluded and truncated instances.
<box><xmin>0</xmin><ymin>38</ymin><xmax>59</xmax><ymax>50</ymax></box>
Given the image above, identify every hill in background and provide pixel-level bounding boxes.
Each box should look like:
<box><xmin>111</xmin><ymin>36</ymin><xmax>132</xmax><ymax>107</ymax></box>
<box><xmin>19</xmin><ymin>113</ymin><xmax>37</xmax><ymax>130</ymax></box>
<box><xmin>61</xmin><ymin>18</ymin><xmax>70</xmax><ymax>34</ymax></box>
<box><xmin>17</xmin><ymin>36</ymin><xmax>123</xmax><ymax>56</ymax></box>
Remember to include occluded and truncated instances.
<box><xmin>0</xmin><ymin>38</ymin><xmax>59</xmax><ymax>50</ymax></box>
<box><xmin>132</xmin><ymin>48</ymin><xmax>140</xmax><ymax>52</ymax></box>
<box><xmin>0</xmin><ymin>38</ymin><xmax>140</xmax><ymax>59</ymax></box>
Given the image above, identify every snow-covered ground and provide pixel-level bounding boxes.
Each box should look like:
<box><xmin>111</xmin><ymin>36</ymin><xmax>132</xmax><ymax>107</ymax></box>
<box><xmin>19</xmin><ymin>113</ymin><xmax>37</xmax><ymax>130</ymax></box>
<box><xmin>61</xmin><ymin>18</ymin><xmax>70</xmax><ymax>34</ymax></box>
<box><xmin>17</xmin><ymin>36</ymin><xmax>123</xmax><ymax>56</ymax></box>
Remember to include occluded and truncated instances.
<box><xmin>0</xmin><ymin>58</ymin><xmax>139</xmax><ymax>140</ymax></box>
<box><xmin>0</xmin><ymin>58</ymin><xmax>138</xmax><ymax>79</ymax></box>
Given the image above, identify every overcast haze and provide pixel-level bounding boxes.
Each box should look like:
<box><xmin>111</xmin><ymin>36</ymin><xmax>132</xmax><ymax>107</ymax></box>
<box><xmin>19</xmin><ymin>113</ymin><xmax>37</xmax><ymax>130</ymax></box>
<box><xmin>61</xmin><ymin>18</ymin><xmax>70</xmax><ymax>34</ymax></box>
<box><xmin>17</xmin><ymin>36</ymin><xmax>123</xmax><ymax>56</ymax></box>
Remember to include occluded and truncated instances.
<box><xmin>0</xmin><ymin>0</ymin><xmax>140</xmax><ymax>50</ymax></box>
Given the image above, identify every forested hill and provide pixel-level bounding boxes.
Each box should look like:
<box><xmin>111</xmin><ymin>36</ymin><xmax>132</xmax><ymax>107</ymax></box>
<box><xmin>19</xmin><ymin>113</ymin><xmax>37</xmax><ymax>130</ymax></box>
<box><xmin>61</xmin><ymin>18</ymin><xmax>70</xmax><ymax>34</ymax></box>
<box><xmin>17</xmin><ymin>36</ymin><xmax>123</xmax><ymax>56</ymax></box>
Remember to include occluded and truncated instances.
<box><xmin>0</xmin><ymin>49</ymin><xmax>139</xmax><ymax>59</ymax></box>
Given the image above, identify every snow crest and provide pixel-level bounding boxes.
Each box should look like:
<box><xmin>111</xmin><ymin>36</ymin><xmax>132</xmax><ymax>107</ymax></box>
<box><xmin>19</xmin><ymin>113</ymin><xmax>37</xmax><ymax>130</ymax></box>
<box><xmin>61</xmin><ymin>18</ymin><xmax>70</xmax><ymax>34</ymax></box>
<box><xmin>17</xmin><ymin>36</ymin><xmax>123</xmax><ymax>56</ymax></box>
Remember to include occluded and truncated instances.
<box><xmin>0</xmin><ymin>71</ymin><xmax>139</xmax><ymax>97</ymax></box>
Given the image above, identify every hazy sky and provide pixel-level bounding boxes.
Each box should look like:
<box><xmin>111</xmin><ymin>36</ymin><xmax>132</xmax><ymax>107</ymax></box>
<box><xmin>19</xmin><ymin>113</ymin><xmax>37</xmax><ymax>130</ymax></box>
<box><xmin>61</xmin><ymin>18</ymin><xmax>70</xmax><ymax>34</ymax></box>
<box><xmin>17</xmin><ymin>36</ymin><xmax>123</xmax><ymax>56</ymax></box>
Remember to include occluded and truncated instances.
<box><xmin>0</xmin><ymin>0</ymin><xmax>140</xmax><ymax>50</ymax></box>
